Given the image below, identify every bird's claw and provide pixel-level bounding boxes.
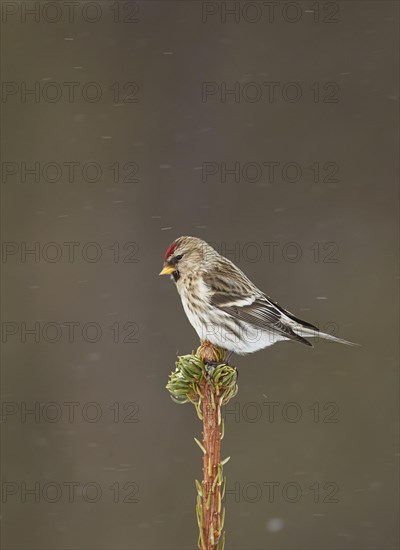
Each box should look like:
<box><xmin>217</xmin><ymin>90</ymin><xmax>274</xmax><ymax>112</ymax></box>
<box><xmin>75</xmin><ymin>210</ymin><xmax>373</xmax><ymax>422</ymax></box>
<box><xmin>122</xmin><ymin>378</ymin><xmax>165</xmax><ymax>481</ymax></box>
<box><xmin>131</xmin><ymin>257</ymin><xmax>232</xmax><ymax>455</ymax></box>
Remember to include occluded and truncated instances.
<box><xmin>205</xmin><ymin>360</ymin><xmax>238</xmax><ymax>380</ymax></box>
<box><xmin>205</xmin><ymin>361</ymin><xmax>219</xmax><ymax>374</ymax></box>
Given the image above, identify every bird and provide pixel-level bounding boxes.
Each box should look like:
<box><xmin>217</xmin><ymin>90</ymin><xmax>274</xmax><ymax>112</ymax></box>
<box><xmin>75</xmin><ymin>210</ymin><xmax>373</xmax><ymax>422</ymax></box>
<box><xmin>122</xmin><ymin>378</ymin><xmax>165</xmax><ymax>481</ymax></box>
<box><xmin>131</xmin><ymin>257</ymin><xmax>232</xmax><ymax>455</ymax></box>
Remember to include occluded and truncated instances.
<box><xmin>159</xmin><ymin>236</ymin><xmax>356</xmax><ymax>356</ymax></box>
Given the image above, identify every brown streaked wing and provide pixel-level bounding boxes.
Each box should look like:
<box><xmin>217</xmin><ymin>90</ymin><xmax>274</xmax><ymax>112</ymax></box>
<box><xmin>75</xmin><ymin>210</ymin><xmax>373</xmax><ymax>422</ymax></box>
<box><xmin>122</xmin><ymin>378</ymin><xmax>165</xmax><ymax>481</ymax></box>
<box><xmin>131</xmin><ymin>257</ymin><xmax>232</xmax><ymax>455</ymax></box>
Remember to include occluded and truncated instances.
<box><xmin>209</xmin><ymin>291</ymin><xmax>312</xmax><ymax>347</ymax></box>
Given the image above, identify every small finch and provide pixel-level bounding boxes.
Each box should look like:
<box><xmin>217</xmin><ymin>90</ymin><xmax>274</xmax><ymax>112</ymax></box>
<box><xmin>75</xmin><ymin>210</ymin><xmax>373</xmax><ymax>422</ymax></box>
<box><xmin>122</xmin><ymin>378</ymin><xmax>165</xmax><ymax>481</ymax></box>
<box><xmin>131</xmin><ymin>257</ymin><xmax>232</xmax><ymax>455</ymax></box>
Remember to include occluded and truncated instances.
<box><xmin>159</xmin><ymin>236</ymin><xmax>356</xmax><ymax>355</ymax></box>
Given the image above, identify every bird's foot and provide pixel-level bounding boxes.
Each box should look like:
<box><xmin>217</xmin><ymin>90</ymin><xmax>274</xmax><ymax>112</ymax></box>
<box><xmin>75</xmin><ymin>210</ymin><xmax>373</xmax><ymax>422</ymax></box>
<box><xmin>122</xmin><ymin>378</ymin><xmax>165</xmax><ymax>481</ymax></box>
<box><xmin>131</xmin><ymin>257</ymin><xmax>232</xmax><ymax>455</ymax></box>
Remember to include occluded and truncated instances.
<box><xmin>204</xmin><ymin>360</ymin><xmax>238</xmax><ymax>380</ymax></box>
<box><xmin>205</xmin><ymin>361</ymin><xmax>219</xmax><ymax>374</ymax></box>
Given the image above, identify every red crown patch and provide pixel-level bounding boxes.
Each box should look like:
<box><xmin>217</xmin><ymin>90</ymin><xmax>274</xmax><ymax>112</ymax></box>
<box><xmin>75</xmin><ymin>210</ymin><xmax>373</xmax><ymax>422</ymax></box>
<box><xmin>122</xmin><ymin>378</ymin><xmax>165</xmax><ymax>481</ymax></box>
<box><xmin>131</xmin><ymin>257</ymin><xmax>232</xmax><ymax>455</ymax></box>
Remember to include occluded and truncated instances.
<box><xmin>164</xmin><ymin>242</ymin><xmax>177</xmax><ymax>260</ymax></box>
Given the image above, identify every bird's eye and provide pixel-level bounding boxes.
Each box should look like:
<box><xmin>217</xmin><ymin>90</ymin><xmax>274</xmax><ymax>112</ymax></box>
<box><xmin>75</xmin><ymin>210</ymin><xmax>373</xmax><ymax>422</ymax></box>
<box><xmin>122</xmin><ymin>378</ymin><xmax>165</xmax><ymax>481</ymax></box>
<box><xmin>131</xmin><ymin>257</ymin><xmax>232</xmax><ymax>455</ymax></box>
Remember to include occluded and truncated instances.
<box><xmin>175</xmin><ymin>254</ymin><xmax>184</xmax><ymax>261</ymax></box>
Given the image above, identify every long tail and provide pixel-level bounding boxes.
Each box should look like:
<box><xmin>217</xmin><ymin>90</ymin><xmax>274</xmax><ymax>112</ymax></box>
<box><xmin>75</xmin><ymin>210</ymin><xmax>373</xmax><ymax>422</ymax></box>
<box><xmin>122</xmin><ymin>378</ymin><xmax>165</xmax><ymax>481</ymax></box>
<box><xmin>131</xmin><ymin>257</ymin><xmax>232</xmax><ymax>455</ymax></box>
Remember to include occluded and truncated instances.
<box><xmin>296</xmin><ymin>327</ymin><xmax>360</xmax><ymax>347</ymax></box>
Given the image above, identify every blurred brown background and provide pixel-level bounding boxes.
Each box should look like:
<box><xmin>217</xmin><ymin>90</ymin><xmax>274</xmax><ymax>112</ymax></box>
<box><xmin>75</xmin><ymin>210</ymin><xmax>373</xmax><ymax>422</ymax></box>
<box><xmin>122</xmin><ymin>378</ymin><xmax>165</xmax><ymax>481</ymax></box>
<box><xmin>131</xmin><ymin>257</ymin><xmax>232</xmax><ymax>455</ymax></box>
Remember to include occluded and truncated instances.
<box><xmin>1</xmin><ymin>1</ymin><xmax>398</xmax><ymax>549</ymax></box>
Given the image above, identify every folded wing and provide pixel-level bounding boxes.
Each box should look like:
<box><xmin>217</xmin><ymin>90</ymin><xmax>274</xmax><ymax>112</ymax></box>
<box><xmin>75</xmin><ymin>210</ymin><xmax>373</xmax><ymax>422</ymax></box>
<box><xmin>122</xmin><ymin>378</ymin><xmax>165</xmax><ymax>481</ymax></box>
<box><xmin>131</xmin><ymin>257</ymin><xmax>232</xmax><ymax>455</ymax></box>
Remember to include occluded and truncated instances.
<box><xmin>207</xmin><ymin>282</ymin><xmax>315</xmax><ymax>347</ymax></box>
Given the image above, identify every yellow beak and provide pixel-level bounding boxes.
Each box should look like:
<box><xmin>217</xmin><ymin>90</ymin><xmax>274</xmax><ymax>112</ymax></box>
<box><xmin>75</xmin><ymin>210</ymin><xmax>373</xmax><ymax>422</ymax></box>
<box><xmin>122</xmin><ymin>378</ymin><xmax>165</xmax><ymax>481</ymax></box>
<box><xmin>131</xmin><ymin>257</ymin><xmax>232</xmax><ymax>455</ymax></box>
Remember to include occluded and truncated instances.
<box><xmin>159</xmin><ymin>265</ymin><xmax>175</xmax><ymax>276</ymax></box>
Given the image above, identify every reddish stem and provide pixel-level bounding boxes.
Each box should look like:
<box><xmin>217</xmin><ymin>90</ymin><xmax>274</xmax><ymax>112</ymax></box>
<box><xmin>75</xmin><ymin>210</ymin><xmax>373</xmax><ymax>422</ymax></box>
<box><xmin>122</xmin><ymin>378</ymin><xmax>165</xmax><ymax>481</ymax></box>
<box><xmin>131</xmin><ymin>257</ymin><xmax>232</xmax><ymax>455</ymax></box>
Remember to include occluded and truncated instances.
<box><xmin>200</xmin><ymin>378</ymin><xmax>222</xmax><ymax>549</ymax></box>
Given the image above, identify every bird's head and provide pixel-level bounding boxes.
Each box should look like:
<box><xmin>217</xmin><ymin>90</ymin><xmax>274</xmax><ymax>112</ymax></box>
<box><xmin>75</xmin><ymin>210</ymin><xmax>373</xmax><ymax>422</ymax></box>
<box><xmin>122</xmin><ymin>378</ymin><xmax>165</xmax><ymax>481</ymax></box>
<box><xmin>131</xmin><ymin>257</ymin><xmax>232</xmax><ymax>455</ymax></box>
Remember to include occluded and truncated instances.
<box><xmin>159</xmin><ymin>236</ymin><xmax>216</xmax><ymax>282</ymax></box>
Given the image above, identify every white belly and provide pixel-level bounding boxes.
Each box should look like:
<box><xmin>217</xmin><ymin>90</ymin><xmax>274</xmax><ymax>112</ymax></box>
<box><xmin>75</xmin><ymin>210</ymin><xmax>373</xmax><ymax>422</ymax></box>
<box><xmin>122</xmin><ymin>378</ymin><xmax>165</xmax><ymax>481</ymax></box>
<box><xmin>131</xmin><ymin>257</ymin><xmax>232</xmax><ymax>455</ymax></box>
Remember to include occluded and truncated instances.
<box><xmin>180</xmin><ymin>294</ymin><xmax>287</xmax><ymax>355</ymax></box>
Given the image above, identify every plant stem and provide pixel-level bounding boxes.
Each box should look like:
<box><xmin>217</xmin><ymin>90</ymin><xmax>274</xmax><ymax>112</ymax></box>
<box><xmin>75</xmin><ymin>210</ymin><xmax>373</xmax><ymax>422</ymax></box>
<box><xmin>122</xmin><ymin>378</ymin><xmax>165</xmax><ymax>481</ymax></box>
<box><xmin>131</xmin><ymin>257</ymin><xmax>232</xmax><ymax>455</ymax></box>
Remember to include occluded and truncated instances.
<box><xmin>200</xmin><ymin>378</ymin><xmax>222</xmax><ymax>550</ymax></box>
